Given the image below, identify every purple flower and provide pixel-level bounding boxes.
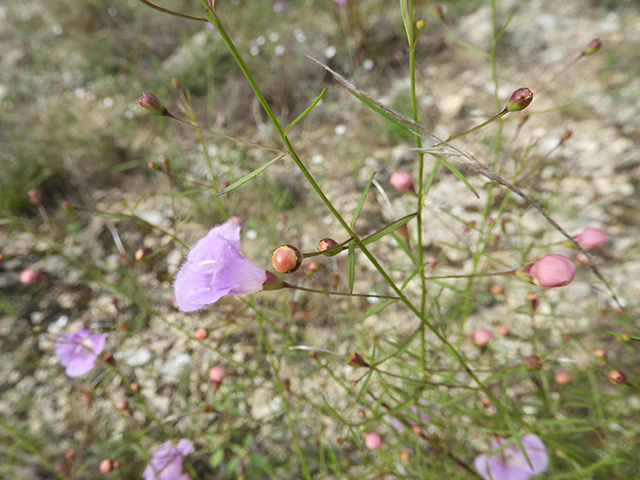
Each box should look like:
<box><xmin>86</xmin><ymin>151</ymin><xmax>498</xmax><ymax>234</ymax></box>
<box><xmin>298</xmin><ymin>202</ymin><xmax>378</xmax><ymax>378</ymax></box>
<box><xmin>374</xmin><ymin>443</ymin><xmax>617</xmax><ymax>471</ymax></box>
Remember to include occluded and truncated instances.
<box><xmin>174</xmin><ymin>222</ymin><xmax>282</xmax><ymax>313</ymax></box>
<box><xmin>143</xmin><ymin>439</ymin><xmax>194</xmax><ymax>480</ymax></box>
<box><xmin>334</xmin><ymin>0</ymin><xmax>347</xmax><ymax>4</ymax></box>
<box><xmin>273</xmin><ymin>0</ymin><xmax>285</xmax><ymax>12</ymax></box>
<box><xmin>55</xmin><ymin>329</ymin><xmax>107</xmax><ymax>377</ymax></box>
<box><xmin>390</xmin><ymin>401</ymin><xmax>431</xmax><ymax>432</ymax></box>
<box><xmin>474</xmin><ymin>434</ymin><xmax>548</xmax><ymax>480</ymax></box>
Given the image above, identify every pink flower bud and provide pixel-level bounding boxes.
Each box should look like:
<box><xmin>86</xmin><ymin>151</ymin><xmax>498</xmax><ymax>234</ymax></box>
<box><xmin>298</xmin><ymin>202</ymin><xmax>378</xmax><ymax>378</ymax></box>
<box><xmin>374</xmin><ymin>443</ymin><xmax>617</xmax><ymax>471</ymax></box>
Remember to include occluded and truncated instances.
<box><xmin>554</xmin><ymin>371</ymin><xmax>571</xmax><ymax>385</ymax></box>
<box><xmin>227</xmin><ymin>215</ymin><xmax>242</xmax><ymax>226</ymax></box>
<box><xmin>521</xmin><ymin>254</ymin><xmax>576</xmax><ymax>288</ymax></box>
<box><xmin>194</xmin><ymin>328</ymin><xmax>209</xmax><ymax>341</ymax></box>
<box><xmin>209</xmin><ymin>366</ymin><xmax>227</xmax><ymax>384</ymax></box>
<box><xmin>138</xmin><ymin>93</ymin><xmax>167</xmax><ymax>116</ymax></box>
<box><xmin>389</xmin><ymin>171</ymin><xmax>416</xmax><ymax>194</ymax></box>
<box><xmin>20</xmin><ymin>268</ymin><xmax>42</xmax><ymax>284</ymax></box>
<box><xmin>584</xmin><ymin>38</ymin><xmax>602</xmax><ymax>55</ymax></box>
<box><xmin>432</xmin><ymin>5</ymin><xmax>444</xmax><ymax>19</ymax></box>
<box><xmin>28</xmin><ymin>189</ymin><xmax>41</xmax><ymax>204</ymax></box>
<box><xmin>347</xmin><ymin>352</ymin><xmax>369</xmax><ymax>368</ymax></box>
<box><xmin>272</xmin><ymin>245</ymin><xmax>303</xmax><ymax>274</ymax></box>
<box><xmin>608</xmin><ymin>369</ymin><xmax>627</xmax><ymax>385</ymax></box>
<box><xmin>471</xmin><ymin>328</ymin><xmax>493</xmax><ymax>346</ymax></box>
<box><xmin>134</xmin><ymin>248</ymin><xmax>148</xmax><ymax>261</ymax></box>
<box><xmin>573</xmin><ymin>227</ymin><xmax>608</xmax><ymax>250</ymax></box>
<box><xmin>364</xmin><ymin>432</ymin><xmax>383</xmax><ymax>450</ymax></box>
<box><xmin>523</xmin><ymin>355</ymin><xmax>543</xmax><ymax>371</ymax></box>
<box><xmin>305</xmin><ymin>261</ymin><xmax>319</xmax><ymax>275</ymax></box>
<box><xmin>496</xmin><ymin>325</ymin><xmax>509</xmax><ymax>336</ymax></box>
<box><xmin>318</xmin><ymin>238</ymin><xmax>340</xmax><ymax>256</ymax></box>
<box><xmin>99</xmin><ymin>459</ymin><xmax>112</xmax><ymax>473</ymax></box>
<box><xmin>61</xmin><ymin>201</ymin><xmax>73</xmax><ymax>211</ymax></box>
<box><xmin>506</xmin><ymin>88</ymin><xmax>534</xmax><ymax>112</ymax></box>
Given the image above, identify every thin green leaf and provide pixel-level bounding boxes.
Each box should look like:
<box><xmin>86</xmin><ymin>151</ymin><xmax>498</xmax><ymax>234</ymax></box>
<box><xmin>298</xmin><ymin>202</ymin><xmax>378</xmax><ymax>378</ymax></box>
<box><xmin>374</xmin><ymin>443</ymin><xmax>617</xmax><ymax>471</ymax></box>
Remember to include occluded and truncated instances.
<box><xmin>450</xmin><ymin>37</ymin><xmax>490</xmax><ymax>57</ymax></box>
<box><xmin>355</xmin><ymin>299</ymin><xmax>396</xmax><ymax>323</ymax></box>
<box><xmin>348</xmin><ymin>242</ymin><xmax>356</xmax><ymax>294</ymax></box>
<box><xmin>399</xmin><ymin>0</ymin><xmax>411</xmax><ymax>45</ymax></box>
<box><xmin>433</xmin><ymin>153</ymin><xmax>479</xmax><ymax>198</ymax></box>
<box><xmin>285</xmin><ymin>87</ymin><xmax>329</xmax><ymax>133</ymax></box>
<box><xmin>351</xmin><ymin>171</ymin><xmax>376</xmax><ymax>229</ymax></box>
<box><xmin>216</xmin><ymin>155</ymin><xmax>284</xmax><ymax>197</ymax></box>
<box><xmin>360</xmin><ymin>213</ymin><xmax>416</xmax><ymax>246</ymax></box>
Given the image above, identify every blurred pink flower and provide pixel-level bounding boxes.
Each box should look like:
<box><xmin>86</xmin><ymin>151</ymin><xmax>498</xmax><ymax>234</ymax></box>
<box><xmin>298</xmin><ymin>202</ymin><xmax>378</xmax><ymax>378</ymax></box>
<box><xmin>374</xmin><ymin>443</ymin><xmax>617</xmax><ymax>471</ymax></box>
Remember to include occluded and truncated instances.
<box><xmin>517</xmin><ymin>254</ymin><xmax>576</xmax><ymax>288</ymax></box>
<box><xmin>334</xmin><ymin>0</ymin><xmax>347</xmax><ymax>4</ymax></box>
<box><xmin>389</xmin><ymin>171</ymin><xmax>416</xmax><ymax>194</ymax></box>
<box><xmin>273</xmin><ymin>0</ymin><xmax>285</xmax><ymax>12</ymax></box>
<box><xmin>143</xmin><ymin>439</ymin><xmax>194</xmax><ymax>480</ymax></box>
<box><xmin>472</xmin><ymin>328</ymin><xmax>493</xmax><ymax>346</ymax></box>
<box><xmin>573</xmin><ymin>227</ymin><xmax>608</xmax><ymax>250</ymax></box>
<box><xmin>55</xmin><ymin>329</ymin><xmax>107</xmax><ymax>377</ymax></box>
<box><xmin>474</xmin><ymin>434</ymin><xmax>548</xmax><ymax>480</ymax></box>
<box><xmin>173</xmin><ymin>223</ymin><xmax>275</xmax><ymax>312</ymax></box>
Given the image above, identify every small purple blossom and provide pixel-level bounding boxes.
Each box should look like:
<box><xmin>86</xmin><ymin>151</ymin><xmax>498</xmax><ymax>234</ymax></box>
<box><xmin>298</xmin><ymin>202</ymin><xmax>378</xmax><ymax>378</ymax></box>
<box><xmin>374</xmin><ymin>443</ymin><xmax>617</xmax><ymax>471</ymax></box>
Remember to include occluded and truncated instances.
<box><xmin>334</xmin><ymin>0</ymin><xmax>347</xmax><ymax>4</ymax></box>
<box><xmin>173</xmin><ymin>222</ymin><xmax>269</xmax><ymax>312</ymax></box>
<box><xmin>54</xmin><ymin>329</ymin><xmax>107</xmax><ymax>377</ymax></box>
<box><xmin>390</xmin><ymin>401</ymin><xmax>431</xmax><ymax>433</ymax></box>
<box><xmin>143</xmin><ymin>439</ymin><xmax>195</xmax><ymax>480</ymax></box>
<box><xmin>273</xmin><ymin>0</ymin><xmax>285</xmax><ymax>12</ymax></box>
<box><xmin>474</xmin><ymin>434</ymin><xmax>548</xmax><ymax>480</ymax></box>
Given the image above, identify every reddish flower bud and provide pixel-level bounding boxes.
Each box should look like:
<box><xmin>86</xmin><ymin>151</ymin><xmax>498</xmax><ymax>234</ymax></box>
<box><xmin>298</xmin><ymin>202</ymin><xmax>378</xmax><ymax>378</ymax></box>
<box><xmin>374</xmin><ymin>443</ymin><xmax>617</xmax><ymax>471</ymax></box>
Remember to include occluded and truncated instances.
<box><xmin>365</xmin><ymin>432</ymin><xmax>383</xmax><ymax>450</ymax></box>
<box><xmin>432</xmin><ymin>4</ymin><xmax>444</xmax><ymax>19</ymax></box>
<box><xmin>471</xmin><ymin>328</ymin><xmax>493</xmax><ymax>346</ymax></box>
<box><xmin>593</xmin><ymin>348</ymin><xmax>607</xmax><ymax>365</ymax></box>
<box><xmin>134</xmin><ymin>248</ymin><xmax>148</xmax><ymax>261</ymax></box>
<box><xmin>490</xmin><ymin>285</ymin><xmax>503</xmax><ymax>295</ymax></box>
<box><xmin>506</xmin><ymin>88</ymin><xmax>534</xmax><ymax>112</ymax></box>
<box><xmin>305</xmin><ymin>261</ymin><xmax>319</xmax><ymax>275</ymax></box>
<box><xmin>28</xmin><ymin>189</ymin><xmax>41</xmax><ymax>204</ymax></box>
<box><xmin>20</xmin><ymin>268</ymin><xmax>42</xmax><ymax>285</ymax></box>
<box><xmin>608</xmin><ymin>369</ymin><xmax>627</xmax><ymax>385</ymax></box>
<box><xmin>560</xmin><ymin>130</ymin><xmax>573</xmax><ymax>142</ymax></box>
<box><xmin>523</xmin><ymin>355</ymin><xmax>543</xmax><ymax>371</ymax></box>
<box><xmin>389</xmin><ymin>171</ymin><xmax>416</xmax><ymax>194</ymax></box>
<box><xmin>554</xmin><ymin>371</ymin><xmax>571</xmax><ymax>385</ymax></box>
<box><xmin>584</xmin><ymin>38</ymin><xmax>602</xmax><ymax>55</ymax></box>
<box><xmin>99</xmin><ymin>459</ymin><xmax>112</xmax><ymax>473</ymax></box>
<box><xmin>112</xmin><ymin>460</ymin><xmax>121</xmax><ymax>469</ymax></box>
<box><xmin>195</xmin><ymin>327</ymin><xmax>209</xmax><ymax>341</ymax></box>
<box><xmin>209</xmin><ymin>365</ymin><xmax>227</xmax><ymax>384</ymax></box>
<box><xmin>272</xmin><ymin>244</ymin><xmax>303</xmax><ymax>273</ymax></box>
<box><xmin>416</xmin><ymin>19</ymin><xmax>427</xmax><ymax>30</ymax></box>
<box><xmin>357</xmin><ymin>408</ymin><xmax>366</xmax><ymax>418</ymax></box>
<box><xmin>61</xmin><ymin>201</ymin><xmax>73</xmax><ymax>211</ymax></box>
<box><xmin>262</xmin><ymin>271</ymin><xmax>286</xmax><ymax>291</ymax></box>
<box><xmin>318</xmin><ymin>238</ymin><xmax>340</xmax><ymax>256</ymax></box>
<box><xmin>130</xmin><ymin>382</ymin><xmax>140</xmax><ymax>392</ymax></box>
<box><xmin>518</xmin><ymin>254</ymin><xmax>576</xmax><ymax>288</ymax></box>
<box><xmin>138</xmin><ymin>93</ymin><xmax>167</xmax><ymax>116</ymax></box>
<box><xmin>575</xmin><ymin>253</ymin><xmax>588</xmax><ymax>265</ymax></box>
<box><xmin>496</xmin><ymin>325</ymin><xmax>509</xmax><ymax>336</ymax></box>
<box><xmin>102</xmin><ymin>352</ymin><xmax>117</xmax><ymax>367</ymax></box>
<box><xmin>573</xmin><ymin>227</ymin><xmax>608</xmax><ymax>250</ymax></box>
<box><xmin>347</xmin><ymin>352</ymin><xmax>369</xmax><ymax>368</ymax></box>
<box><xmin>148</xmin><ymin>161</ymin><xmax>159</xmax><ymax>170</ymax></box>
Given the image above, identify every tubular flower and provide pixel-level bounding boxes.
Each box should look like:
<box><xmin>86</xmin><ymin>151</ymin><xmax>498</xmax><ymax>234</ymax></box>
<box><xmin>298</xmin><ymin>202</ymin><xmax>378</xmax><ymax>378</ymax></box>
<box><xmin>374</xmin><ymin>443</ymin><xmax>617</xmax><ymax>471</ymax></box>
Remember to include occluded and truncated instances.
<box><xmin>143</xmin><ymin>439</ymin><xmax>194</xmax><ymax>480</ymax></box>
<box><xmin>474</xmin><ymin>434</ymin><xmax>548</xmax><ymax>480</ymax></box>
<box><xmin>55</xmin><ymin>329</ymin><xmax>107</xmax><ymax>377</ymax></box>
<box><xmin>174</xmin><ymin>222</ymin><xmax>282</xmax><ymax>312</ymax></box>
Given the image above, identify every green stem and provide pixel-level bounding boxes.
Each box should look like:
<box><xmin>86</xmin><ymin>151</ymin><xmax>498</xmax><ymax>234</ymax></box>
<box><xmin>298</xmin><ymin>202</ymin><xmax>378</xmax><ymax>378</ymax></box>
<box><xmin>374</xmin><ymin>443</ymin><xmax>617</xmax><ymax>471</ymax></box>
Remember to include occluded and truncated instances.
<box><xmin>208</xmin><ymin>4</ymin><xmax>528</xmax><ymax>429</ymax></box>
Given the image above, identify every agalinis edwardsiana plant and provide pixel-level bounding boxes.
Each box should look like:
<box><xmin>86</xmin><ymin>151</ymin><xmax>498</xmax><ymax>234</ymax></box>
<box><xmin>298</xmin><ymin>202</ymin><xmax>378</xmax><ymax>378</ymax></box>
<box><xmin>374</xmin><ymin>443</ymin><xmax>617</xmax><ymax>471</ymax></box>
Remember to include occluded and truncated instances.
<box><xmin>173</xmin><ymin>222</ymin><xmax>284</xmax><ymax>312</ymax></box>
<box><xmin>143</xmin><ymin>439</ymin><xmax>194</xmax><ymax>480</ymax></box>
<box><xmin>55</xmin><ymin>329</ymin><xmax>108</xmax><ymax>377</ymax></box>
<box><xmin>474</xmin><ymin>434</ymin><xmax>548</xmax><ymax>480</ymax></box>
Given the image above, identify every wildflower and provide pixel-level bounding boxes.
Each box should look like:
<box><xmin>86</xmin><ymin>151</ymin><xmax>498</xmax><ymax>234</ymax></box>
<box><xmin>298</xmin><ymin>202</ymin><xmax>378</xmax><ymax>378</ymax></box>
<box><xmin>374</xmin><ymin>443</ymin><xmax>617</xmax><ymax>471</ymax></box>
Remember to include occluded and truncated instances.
<box><xmin>143</xmin><ymin>439</ymin><xmax>194</xmax><ymax>480</ymax></box>
<box><xmin>572</xmin><ymin>227</ymin><xmax>608</xmax><ymax>250</ymax></box>
<box><xmin>389</xmin><ymin>171</ymin><xmax>416</xmax><ymax>195</ymax></box>
<box><xmin>506</xmin><ymin>88</ymin><xmax>534</xmax><ymax>112</ymax></box>
<box><xmin>364</xmin><ymin>432</ymin><xmax>383</xmax><ymax>450</ymax></box>
<box><xmin>474</xmin><ymin>434</ymin><xmax>548</xmax><ymax>480</ymax></box>
<box><xmin>471</xmin><ymin>328</ymin><xmax>493</xmax><ymax>346</ymax></box>
<box><xmin>55</xmin><ymin>329</ymin><xmax>107</xmax><ymax>377</ymax></box>
<box><xmin>173</xmin><ymin>222</ymin><xmax>283</xmax><ymax>312</ymax></box>
<box><xmin>517</xmin><ymin>254</ymin><xmax>576</xmax><ymax>288</ymax></box>
<box><xmin>19</xmin><ymin>268</ymin><xmax>42</xmax><ymax>284</ymax></box>
<box><xmin>390</xmin><ymin>401</ymin><xmax>431</xmax><ymax>433</ymax></box>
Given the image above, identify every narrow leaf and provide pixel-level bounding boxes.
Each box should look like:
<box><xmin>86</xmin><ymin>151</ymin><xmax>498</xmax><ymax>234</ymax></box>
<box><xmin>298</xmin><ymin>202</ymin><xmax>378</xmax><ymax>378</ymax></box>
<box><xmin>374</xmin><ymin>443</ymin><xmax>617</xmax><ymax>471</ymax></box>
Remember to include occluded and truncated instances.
<box><xmin>351</xmin><ymin>171</ymin><xmax>376</xmax><ymax>229</ymax></box>
<box><xmin>216</xmin><ymin>155</ymin><xmax>284</xmax><ymax>196</ymax></box>
<box><xmin>360</xmin><ymin>213</ymin><xmax>416</xmax><ymax>246</ymax></box>
<box><xmin>433</xmin><ymin>153</ymin><xmax>479</xmax><ymax>198</ymax></box>
<box><xmin>348</xmin><ymin>242</ymin><xmax>356</xmax><ymax>294</ymax></box>
<box><xmin>285</xmin><ymin>87</ymin><xmax>329</xmax><ymax>133</ymax></box>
